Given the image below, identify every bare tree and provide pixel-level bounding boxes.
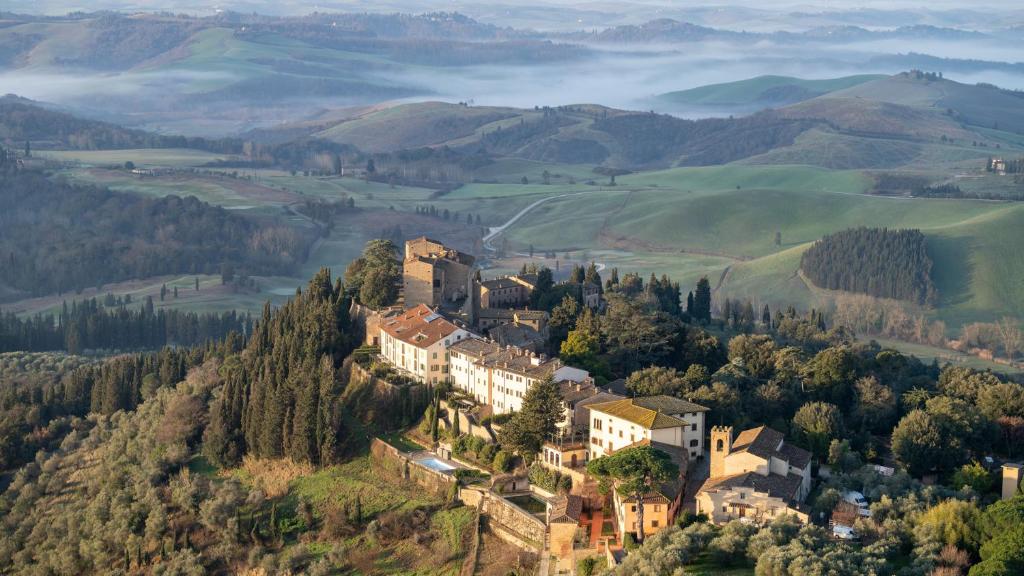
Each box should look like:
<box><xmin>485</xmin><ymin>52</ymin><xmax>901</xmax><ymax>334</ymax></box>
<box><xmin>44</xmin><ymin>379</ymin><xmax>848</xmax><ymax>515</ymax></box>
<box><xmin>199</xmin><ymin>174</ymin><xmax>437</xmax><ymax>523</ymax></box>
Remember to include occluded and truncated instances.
<box><xmin>995</xmin><ymin>317</ymin><xmax>1023</xmax><ymax>359</ymax></box>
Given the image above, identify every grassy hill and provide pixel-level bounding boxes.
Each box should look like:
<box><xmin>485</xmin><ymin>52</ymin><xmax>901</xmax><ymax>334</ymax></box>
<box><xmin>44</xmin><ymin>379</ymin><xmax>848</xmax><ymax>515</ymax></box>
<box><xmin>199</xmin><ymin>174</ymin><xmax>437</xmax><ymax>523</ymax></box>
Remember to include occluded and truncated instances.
<box><xmin>659</xmin><ymin>75</ymin><xmax>884</xmax><ymax>107</ymax></box>
<box><xmin>314</xmin><ymin>102</ymin><xmax>524</xmax><ymax>153</ymax></box>
<box><xmin>822</xmin><ymin>72</ymin><xmax>1024</xmax><ymax>134</ymax></box>
<box><xmin>486</xmin><ymin>164</ymin><xmax>1022</xmax><ymax>330</ymax></box>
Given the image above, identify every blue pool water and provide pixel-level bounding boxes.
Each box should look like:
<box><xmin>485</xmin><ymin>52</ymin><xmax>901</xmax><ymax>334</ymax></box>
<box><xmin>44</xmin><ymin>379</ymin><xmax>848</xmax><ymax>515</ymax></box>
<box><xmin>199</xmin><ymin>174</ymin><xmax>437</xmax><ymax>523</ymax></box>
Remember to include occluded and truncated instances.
<box><xmin>417</xmin><ymin>457</ymin><xmax>456</xmax><ymax>472</ymax></box>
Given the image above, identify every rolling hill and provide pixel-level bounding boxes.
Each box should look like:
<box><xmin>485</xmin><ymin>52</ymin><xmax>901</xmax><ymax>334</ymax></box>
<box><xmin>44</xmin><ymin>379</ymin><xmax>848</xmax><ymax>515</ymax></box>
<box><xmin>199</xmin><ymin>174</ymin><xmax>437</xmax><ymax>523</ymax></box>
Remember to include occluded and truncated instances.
<box><xmin>659</xmin><ymin>75</ymin><xmax>885</xmax><ymax>108</ymax></box>
<box><xmin>818</xmin><ymin>72</ymin><xmax>1024</xmax><ymax>134</ymax></box>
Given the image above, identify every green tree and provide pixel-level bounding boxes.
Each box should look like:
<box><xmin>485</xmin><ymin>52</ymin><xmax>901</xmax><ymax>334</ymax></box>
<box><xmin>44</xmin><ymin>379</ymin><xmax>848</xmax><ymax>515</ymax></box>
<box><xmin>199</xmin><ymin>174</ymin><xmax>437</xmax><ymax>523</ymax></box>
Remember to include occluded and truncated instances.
<box><xmin>625</xmin><ymin>366</ymin><xmax>685</xmax><ymax>397</ymax></box>
<box><xmin>587</xmin><ymin>445</ymin><xmax>679</xmax><ymax>544</ymax></box>
<box><xmin>693</xmin><ymin>277</ymin><xmax>712</xmax><ymax>324</ymax></box>
<box><xmin>802</xmin><ymin>346</ymin><xmax>858</xmax><ymax>405</ymax></box>
<box><xmin>951</xmin><ymin>461</ymin><xmax>994</xmax><ymax>494</ymax></box>
<box><xmin>892</xmin><ymin>409</ymin><xmax>945</xmax><ymax>476</ymax></box>
<box><xmin>499</xmin><ymin>377</ymin><xmax>563</xmax><ymax>458</ymax></box>
<box><xmin>548</xmin><ymin>294</ymin><xmax>580</xmax><ymax>352</ymax></box>
<box><xmin>915</xmin><ymin>499</ymin><xmax>985</xmax><ymax>554</ymax></box>
<box><xmin>727</xmin><ymin>334</ymin><xmax>777</xmax><ymax>379</ymax></box>
<box><xmin>345</xmin><ymin>239</ymin><xmax>400</xmax><ymax>308</ymax></box>
<box><xmin>791</xmin><ymin>401</ymin><xmax>843</xmax><ymax>461</ymax></box>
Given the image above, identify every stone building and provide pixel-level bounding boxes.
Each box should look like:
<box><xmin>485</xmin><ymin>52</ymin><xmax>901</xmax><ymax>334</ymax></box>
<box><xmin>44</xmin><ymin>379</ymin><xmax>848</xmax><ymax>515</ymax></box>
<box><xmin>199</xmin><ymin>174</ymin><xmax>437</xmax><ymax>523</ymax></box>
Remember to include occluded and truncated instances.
<box><xmin>447</xmin><ymin>337</ymin><xmax>591</xmax><ymax>417</ymax></box>
<box><xmin>695</xmin><ymin>425</ymin><xmax>812</xmax><ymax>525</ymax></box>
<box><xmin>378</xmin><ymin>304</ymin><xmax>471</xmax><ymax>384</ymax></box>
<box><xmin>478</xmin><ymin>276</ymin><xmax>535</xmax><ymax>309</ymax></box>
<box><xmin>403</xmin><ymin>236</ymin><xmax>475</xmax><ymax>309</ymax></box>
<box><xmin>586</xmin><ymin>396</ymin><xmax>707</xmax><ymax>460</ymax></box>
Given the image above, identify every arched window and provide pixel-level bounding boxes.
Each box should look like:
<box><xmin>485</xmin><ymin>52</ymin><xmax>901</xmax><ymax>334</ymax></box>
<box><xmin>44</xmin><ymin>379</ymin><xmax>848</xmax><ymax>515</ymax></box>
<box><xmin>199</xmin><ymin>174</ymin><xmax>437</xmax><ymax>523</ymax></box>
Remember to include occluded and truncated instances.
<box><xmin>716</xmin><ymin>439</ymin><xmax>724</xmax><ymax>452</ymax></box>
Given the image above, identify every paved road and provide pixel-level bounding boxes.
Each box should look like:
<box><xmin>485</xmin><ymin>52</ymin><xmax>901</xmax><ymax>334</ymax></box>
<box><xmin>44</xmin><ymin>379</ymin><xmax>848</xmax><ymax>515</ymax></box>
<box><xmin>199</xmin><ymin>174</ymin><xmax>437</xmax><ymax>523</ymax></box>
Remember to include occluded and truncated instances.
<box><xmin>482</xmin><ymin>191</ymin><xmax>599</xmax><ymax>251</ymax></box>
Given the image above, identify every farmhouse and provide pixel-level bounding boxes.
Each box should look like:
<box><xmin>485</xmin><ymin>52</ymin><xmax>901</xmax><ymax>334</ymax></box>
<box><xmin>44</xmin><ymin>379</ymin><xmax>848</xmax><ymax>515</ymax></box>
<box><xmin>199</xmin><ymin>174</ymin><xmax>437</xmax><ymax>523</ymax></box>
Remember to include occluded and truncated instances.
<box><xmin>695</xmin><ymin>426</ymin><xmax>812</xmax><ymax>525</ymax></box>
<box><xmin>378</xmin><ymin>304</ymin><xmax>471</xmax><ymax>384</ymax></box>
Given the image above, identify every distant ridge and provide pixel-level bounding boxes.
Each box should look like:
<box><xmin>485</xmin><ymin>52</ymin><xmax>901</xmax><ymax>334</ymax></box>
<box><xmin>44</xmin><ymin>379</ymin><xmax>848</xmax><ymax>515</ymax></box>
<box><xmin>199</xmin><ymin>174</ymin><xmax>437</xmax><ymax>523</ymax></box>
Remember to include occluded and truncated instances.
<box><xmin>659</xmin><ymin>75</ymin><xmax>886</xmax><ymax>108</ymax></box>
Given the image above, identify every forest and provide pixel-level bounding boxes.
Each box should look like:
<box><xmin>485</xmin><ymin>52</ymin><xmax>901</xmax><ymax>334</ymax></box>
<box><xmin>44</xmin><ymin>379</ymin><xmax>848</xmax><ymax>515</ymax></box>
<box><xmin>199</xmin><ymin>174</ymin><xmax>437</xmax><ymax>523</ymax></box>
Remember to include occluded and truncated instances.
<box><xmin>0</xmin><ymin>171</ymin><xmax>312</xmax><ymax>297</ymax></box>
<box><xmin>801</xmin><ymin>227</ymin><xmax>938</xmax><ymax>304</ymax></box>
<box><xmin>0</xmin><ymin>96</ymin><xmax>242</xmax><ymax>152</ymax></box>
<box><xmin>0</xmin><ymin>296</ymin><xmax>251</xmax><ymax>354</ymax></box>
<box><xmin>591</xmin><ymin>110</ymin><xmax>821</xmax><ymax>167</ymax></box>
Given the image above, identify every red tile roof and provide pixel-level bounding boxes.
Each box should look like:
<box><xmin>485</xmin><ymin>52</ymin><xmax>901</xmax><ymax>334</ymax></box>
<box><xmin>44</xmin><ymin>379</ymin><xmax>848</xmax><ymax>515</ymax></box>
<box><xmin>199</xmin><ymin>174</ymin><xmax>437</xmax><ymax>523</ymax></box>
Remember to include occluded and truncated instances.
<box><xmin>380</xmin><ymin>304</ymin><xmax>463</xmax><ymax>348</ymax></box>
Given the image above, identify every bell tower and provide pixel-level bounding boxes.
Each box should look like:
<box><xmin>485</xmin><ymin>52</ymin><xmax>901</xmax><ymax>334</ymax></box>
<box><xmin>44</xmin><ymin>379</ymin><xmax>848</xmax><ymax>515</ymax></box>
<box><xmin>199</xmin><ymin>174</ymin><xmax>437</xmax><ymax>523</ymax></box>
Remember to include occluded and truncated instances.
<box><xmin>710</xmin><ymin>426</ymin><xmax>733</xmax><ymax>478</ymax></box>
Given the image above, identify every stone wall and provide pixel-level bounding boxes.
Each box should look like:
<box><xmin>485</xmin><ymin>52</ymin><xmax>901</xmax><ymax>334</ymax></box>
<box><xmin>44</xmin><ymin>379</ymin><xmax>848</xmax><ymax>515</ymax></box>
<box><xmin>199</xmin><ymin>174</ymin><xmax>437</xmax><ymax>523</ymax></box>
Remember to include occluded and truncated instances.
<box><xmin>481</xmin><ymin>492</ymin><xmax>546</xmax><ymax>550</ymax></box>
<box><xmin>459</xmin><ymin>502</ymin><xmax>483</xmax><ymax>576</ymax></box>
<box><xmin>459</xmin><ymin>487</ymin><xmax>545</xmax><ymax>552</ymax></box>
<box><xmin>369</xmin><ymin>438</ymin><xmax>456</xmax><ymax>500</ymax></box>
<box><xmin>347</xmin><ymin>362</ymin><xmax>431</xmax><ymax>432</ymax></box>
<box><xmin>439</xmin><ymin>399</ymin><xmax>495</xmax><ymax>443</ymax></box>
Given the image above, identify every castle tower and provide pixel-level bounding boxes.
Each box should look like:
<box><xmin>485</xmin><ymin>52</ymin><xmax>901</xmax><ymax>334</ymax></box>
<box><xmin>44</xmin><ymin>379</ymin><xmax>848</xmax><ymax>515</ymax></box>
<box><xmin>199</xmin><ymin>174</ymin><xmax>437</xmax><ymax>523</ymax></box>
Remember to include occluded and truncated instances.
<box><xmin>1003</xmin><ymin>463</ymin><xmax>1024</xmax><ymax>500</ymax></box>
<box><xmin>710</xmin><ymin>426</ymin><xmax>733</xmax><ymax>479</ymax></box>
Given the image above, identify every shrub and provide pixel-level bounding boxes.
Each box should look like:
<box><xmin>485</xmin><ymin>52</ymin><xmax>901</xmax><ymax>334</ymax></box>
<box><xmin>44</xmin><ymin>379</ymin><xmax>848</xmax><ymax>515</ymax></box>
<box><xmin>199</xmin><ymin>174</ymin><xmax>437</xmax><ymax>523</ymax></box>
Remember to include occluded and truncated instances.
<box><xmin>492</xmin><ymin>450</ymin><xmax>511</xmax><ymax>472</ymax></box>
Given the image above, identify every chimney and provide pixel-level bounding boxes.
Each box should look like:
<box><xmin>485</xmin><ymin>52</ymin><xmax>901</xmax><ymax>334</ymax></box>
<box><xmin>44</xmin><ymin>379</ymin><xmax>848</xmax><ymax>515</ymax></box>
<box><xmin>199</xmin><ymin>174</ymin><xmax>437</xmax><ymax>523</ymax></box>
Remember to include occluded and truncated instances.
<box><xmin>1003</xmin><ymin>463</ymin><xmax>1024</xmax><ymax>500</ymax></box>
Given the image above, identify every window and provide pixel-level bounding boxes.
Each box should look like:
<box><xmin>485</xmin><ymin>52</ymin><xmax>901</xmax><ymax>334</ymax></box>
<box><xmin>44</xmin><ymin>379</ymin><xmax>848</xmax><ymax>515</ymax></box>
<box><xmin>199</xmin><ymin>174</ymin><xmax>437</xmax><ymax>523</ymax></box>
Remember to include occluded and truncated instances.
<box><xmin>691</xmin><ymin>424</ymin><xmax>697</xmax><ymax>431</ymax></box>
<box><xmin>740</xmin><ymin>492</ymin><xmax>746</xmax><ymax>500</ymax></box>
<box><xmin>716</xmin><ymin>439</ymin><xmax>724</xmax><ymax>452</ymax></box>
<box><xmin>690</xmin><ymin>439</ymin><xmax>699</xmax><ymax>447</ymax></box>
<box><xmin>593</xmin><ymin>418</ymin><xmax>602</xmax><ymax>430</ymax></box>
<box><xmin>651</xmin><ymin>520</ymin><xmax>659</xmax><ymax>528</ymax></box>
<box><xmin>654</xmin><ymin>505</ymin><xmax>661</xmax><ymax>512</ymax></box>
<box><xmin>631</xmin><ymin>506</ymin><xmax>636</xmax><ymax>512</ymax></box>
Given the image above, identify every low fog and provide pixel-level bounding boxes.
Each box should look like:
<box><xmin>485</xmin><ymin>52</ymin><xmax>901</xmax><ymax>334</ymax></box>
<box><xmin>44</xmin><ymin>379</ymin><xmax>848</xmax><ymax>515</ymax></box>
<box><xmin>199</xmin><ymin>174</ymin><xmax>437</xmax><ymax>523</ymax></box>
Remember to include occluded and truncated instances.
<box><xmin>4</xmin><ymin>34</ymin><xmax>1022</xmax><ymax>136</ymax></box>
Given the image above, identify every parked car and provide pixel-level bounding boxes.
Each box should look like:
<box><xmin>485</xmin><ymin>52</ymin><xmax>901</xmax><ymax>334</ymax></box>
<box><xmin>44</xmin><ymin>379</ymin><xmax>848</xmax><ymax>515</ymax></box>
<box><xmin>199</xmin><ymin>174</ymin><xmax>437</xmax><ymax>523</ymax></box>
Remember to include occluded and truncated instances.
<box><xmin>842</xmin><ymin>490</ymin><xmax>872</xmax><ymax>517</ymax></box>
<box><xmin>832</xmin><ymin>524</ymin><xmax>859</xmax><ymax>540</ymax></box>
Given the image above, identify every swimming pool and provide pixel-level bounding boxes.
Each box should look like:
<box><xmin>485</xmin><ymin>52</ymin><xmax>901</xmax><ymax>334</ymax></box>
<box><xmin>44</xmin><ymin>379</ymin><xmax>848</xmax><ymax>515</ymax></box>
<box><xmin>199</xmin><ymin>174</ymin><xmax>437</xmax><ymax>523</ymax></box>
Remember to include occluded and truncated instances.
<box><xmin>417</xmin><ymin>457</ymin><xmax>456</xmax><ymax>472</ymax></box>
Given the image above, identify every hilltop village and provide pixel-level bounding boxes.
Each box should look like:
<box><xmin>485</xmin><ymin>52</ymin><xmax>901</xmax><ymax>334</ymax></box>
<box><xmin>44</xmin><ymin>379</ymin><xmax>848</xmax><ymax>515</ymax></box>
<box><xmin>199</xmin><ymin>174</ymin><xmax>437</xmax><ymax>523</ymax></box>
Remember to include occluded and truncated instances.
<box><xmin>355</xmin><ymin>237</ymin><xmax>821</xmax><ymax>570</ymax></box>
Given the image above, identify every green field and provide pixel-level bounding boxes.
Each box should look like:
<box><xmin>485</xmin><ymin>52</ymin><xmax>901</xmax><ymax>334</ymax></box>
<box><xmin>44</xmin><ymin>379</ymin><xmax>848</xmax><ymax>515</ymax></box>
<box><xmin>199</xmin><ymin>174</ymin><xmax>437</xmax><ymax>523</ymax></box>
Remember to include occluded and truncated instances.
<box><xmin>40</xmin><ymin>148</ymin><xmax>230</xmax><ymax>167</ymax></box>
<box><xmin>870</xmin><ymin>338</ymin><xmax>1023</xmax><ymax>374</ymax></box>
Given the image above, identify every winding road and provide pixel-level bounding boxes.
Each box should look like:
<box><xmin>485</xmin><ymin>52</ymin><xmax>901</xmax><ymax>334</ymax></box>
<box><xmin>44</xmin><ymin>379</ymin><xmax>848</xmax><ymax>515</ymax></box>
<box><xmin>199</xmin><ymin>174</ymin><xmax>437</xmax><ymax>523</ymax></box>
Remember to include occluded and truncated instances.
<box><xmin>480</xmin><ymin>191</ymin><xmax>613</xmax><ymax>271</ymax></box>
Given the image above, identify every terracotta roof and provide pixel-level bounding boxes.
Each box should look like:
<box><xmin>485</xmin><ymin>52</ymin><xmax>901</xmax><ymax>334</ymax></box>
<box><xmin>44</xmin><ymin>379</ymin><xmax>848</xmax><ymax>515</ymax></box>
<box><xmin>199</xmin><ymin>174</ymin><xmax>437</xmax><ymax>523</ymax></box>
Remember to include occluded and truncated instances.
<box><xmin>448</xmin><ymin>338</ymin><xmax>575</xmax><ymax>381</ymax></box>
<box><xmin>380</xmin><ymin>304</ymin><xmax>463</xmax><ymax>348</ymax></box>
<box><xmin>732</xmin><ymin>426</ymin><xmax>785</xmax><ymax>458</ymax></box>
<box><xmin>576</xmin><ymin>392</ymin><xmax>625</xmax><ymax>409</ymax></box>
<box><xmin>588</xmin><ymin>398</ymin><xmax>687</xmax><ymax>430</ymax></box>
<box><xmin>476</xmin><ymin>308</ymin><xmax>516</xmax><ymax>320</ymax></box>
<box><xmin>549</xmin><ymin>495</ymin><xmax>583</xmax><ymax>524</ymax></box>
<box><xmin>560</xmin><ymin>380</ymin><xmax>597</xmax><ymax>404</ymax></box>
<box><xmin>481</xmin><ymin>277</ymin><xmax>524</xmax><ymax>290</ymax></box>
<box><xmin>731</xmin><ymin>426</ymin><xmax>811</xmax><ymax>469</ymax></box>
<box><xmin>631</xmin><ymin>395</ymin><xmax>709</xmax><ymax>415</ymax></box>
<box><xmin>697</xmin><ymin>470</ymin><xmax>804</xmax><ymax>503</ymax></box>
<box><xmin>489</xmin><ymin>323</ymin><xmax>545</xmax><ymax>350</ymax></box>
